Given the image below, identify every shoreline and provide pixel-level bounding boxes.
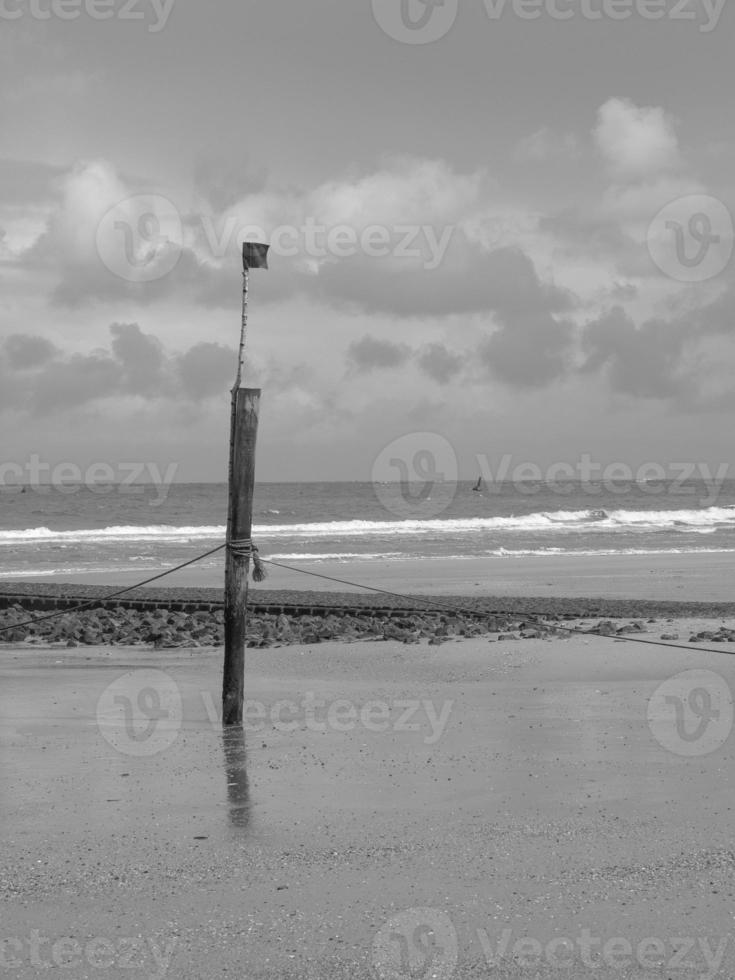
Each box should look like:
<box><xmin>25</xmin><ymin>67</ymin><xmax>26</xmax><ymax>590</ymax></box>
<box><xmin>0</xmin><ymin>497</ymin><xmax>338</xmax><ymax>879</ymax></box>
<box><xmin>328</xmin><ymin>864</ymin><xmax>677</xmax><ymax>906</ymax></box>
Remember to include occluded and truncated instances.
<box><xmin>4</xmin><ymin>552</ymin><xmax>735</xmax><ymax>649</ymax></box>
<box><xmin>2</xmin><ymin>548</ymin><xmax>735</xmax><ymax>602</ymax></box>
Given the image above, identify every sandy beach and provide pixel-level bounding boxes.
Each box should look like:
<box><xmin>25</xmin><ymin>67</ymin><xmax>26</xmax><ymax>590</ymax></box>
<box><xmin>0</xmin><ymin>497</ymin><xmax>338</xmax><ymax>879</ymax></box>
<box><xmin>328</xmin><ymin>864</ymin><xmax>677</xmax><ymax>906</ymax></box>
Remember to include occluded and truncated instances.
<box><xmin>18</xmin><ymin>549</ymin><xmax>735</xmax><ymax>604</ymax></box>
<box><xmin>2</xmin><ymin>626</ymin><xmax>734</xmax><ymax>979</ymax></box>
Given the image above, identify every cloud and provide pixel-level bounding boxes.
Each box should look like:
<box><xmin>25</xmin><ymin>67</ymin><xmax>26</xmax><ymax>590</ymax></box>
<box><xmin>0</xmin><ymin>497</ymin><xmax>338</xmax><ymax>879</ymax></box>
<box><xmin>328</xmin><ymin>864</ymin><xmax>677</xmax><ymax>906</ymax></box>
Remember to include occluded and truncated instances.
<box><xmin>539</xmin><ymin>209</ymin><xmax>635</xmax><ymax>261</ymax></box>
<box><xmin>109</xmin><ymin>322</ymin><xmax>167</xmax><ymax>397</ymax></box>
<box><xmin>417</xmin><ymin>343</ymin><xmax>463</xmax><ymax>384</ymax></box>
<box><xmin>344</xmin><ymin>336</ymin><xmax>464</xmax><ymax>385</ymax></box>
<box><xmin>346</xmin><ymin>336</ymin><xmax>411</xmax><ymax>373</ymax></box>
<box><xmin>316</xmin><ymin>242</ymin><xmax>573</xmax><ymax>319</ymax></box>
<box><xmin>472</xmin><ymin>248</ymin><xmax>576</xmax><ymax>388</ymax></box>
<box><xmin>541</xmin><ymin>98</ymin><xmax>706</xmax><ymax>283</ymax></box>
<box><xmin>579</xmin><ymin>278</ymin><xmax>735</xmax><ymax>407</ymax></box>
<box><xmin>594</xmin><ymin>98</ymin><xmax>682</xmax><ymax>181</ymax></box>
<box><xmin>0</xmin><ymin>324</ymin><xmax>238</xmax><ymax>416</ymax></box>
<box><xmin>479</xmin><ymin>311</ymin><xmax>573</xmax><ymax>388</ymax></box>
<box><xmin>580</xmin><ymin>306</ymin><xmax>688</xmax><ymax>399</ymax></box>
<box><xmin>177</xmin><ymin>342</ymin><xmax>237</xmax><ymax>398</ymax></box>
<box><xmin>340</xmin><ymin>247</ymin><xmax>576</xmax><ymax>389</ymax></box>
<box><xmin>4</xmin><ymin>334</ymin><xmax>58</xmax><ymax>369</ymax></box>
<box><xmin>14</xmin><ymin>155</ymin><xmax>583</xmax><ymax>337</ymax></box>
<box><xmin>19</xmin><ymin>160</ymin><xmax>198</xmax><ymax>308</ymax></box>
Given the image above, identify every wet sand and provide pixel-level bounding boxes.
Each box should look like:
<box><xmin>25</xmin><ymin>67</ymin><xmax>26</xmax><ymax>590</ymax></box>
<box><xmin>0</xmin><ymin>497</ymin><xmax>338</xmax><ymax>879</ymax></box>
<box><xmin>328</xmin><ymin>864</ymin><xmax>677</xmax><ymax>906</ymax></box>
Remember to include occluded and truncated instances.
<box><xmin>2</xmin><ymin>629</ymin><xmax>734</xmax><ymax>978</ymax></box>
<box><xmin>27</xmin><ymin>549</ymin><xmax>735</xmax><ymax>602</ymax></box>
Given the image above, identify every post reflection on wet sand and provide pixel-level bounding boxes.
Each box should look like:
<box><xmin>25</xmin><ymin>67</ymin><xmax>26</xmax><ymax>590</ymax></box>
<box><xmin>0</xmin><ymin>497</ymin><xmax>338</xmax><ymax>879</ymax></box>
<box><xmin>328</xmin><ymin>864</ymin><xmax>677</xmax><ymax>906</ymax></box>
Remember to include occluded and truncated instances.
<box><xmin>221</xmin><ymin>726</ymin><xmax>251</xmax><ymax>829</ymax></box>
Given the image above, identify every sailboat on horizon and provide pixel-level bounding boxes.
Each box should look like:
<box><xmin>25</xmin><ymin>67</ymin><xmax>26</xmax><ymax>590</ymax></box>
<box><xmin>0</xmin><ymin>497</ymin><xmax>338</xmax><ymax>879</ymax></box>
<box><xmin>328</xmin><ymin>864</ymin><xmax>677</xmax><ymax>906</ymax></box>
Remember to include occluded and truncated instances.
<box><xmin>472</xmin><ymin>475</ymin><xmax>483</xmax><ymax>493</ymax></box>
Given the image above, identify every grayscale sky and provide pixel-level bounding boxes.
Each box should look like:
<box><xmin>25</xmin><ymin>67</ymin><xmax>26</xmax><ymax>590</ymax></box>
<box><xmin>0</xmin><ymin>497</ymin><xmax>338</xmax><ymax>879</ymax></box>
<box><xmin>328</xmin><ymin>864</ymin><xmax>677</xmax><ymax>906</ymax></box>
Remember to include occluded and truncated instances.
<box><xmin>1</xmin><ymin>0</ymin><xmax>734</xmax><ymax>481</ymax></box>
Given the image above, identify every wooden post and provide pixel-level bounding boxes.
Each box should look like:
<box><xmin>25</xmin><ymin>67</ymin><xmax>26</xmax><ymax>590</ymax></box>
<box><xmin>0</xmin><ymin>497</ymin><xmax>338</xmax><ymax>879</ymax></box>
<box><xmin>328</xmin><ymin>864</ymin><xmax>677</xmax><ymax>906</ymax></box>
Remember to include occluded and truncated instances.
<box><xmin>222</xmin><ymin>386</ymin><xmax>261</xmax><ymax>726</ymax></box>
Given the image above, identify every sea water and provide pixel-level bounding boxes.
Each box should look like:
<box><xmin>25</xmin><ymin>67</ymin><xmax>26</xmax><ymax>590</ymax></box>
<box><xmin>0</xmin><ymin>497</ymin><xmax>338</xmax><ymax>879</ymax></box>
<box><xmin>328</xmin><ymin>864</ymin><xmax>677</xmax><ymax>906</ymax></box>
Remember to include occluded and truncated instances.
<box><xmin>2</xmin><ymin>480</ymin><xmax>735</xmax><ymax>581</ymax></box>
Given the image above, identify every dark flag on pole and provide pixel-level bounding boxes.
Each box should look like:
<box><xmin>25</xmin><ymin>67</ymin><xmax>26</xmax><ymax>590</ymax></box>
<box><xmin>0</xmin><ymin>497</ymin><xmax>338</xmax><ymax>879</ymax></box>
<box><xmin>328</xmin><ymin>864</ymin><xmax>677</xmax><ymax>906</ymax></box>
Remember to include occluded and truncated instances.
<box><xmin>242</xmin><ymin>242</ymin><xmax>269</xmax><ymax>270</ymax></box>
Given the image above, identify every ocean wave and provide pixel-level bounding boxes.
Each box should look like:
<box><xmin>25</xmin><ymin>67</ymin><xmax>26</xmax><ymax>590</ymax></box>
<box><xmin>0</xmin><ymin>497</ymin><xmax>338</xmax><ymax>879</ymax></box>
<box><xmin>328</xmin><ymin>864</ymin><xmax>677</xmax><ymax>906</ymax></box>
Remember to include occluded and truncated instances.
<box><xmin>0</xmin><ymin>525</ymin><xmax>225</xmax><ymax>545</ymax></box>
<box><xmin>486</xmin><ymin>546</ymin><xmax>735</xmax><ymax>557</ymax></box>
<box><xmin>269</xmin><ymin>551</ymin><xmax>404</xmax><ymax>562</ymax></box>
<box><xmin>271</xmin><ymin>546</ymin><xmax>735</xmax><ymax>561</ymax></box>
<box><xmin>3</xmin><ymin>504</ymin><xmax>735</xmax><ymax>546</ymax></box>
<box><xmin>258</xmin><ymin>505</ymin><xmax>735</xmax><ymax>537</ymax></box>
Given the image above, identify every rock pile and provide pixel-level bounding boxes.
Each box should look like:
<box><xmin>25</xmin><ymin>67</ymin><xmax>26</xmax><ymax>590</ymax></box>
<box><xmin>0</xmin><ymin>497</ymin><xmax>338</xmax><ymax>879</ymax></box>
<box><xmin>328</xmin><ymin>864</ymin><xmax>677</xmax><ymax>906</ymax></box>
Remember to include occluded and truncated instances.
<box><xmin>0</xmin><ymin>603</ymin><xmax>564</xmax><ymax>648</ymax></box>
<box><xmin>688</xmin><ymin>626</ymin><xmax>735</xmax><ymax>644</ymax></box>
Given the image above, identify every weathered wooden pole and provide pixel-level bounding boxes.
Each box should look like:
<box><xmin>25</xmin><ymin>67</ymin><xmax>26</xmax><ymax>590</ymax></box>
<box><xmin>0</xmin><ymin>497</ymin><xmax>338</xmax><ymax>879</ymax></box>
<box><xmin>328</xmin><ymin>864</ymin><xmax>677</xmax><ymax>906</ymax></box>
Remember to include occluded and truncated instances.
<box><xmin>222</xmin><ymin>386</ymin><xmax>261</xmax><ymax>726</ymax></box>
<box><xmin>222</xmin><ymin>243</ymin><xmax>269</xmax><ymax>727</ymax></box>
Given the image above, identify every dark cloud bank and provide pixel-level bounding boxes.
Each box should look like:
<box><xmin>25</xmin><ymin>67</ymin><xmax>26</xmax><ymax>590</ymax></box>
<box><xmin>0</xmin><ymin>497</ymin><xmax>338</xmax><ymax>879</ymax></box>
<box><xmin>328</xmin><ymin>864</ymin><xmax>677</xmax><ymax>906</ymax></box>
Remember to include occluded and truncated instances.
<box><xmin>0</xmin><ymin>324</ymin><xmax>236</xmax><ymax>416</ymax></box>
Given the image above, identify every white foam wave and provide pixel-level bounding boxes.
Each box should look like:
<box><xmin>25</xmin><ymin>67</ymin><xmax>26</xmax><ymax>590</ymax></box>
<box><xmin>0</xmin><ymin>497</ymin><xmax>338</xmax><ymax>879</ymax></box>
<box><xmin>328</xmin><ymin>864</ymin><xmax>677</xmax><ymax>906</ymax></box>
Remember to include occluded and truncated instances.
<box><xmin>258</xmin><ymin>505</ymin><xmax>735</xmax><ymax>537</ymax></box>
<box><xmin>269</xmin><ymin>552</ymin><xmax>404</xmax><ymax>562</ymax></box>
<box><xmin>0</xmin><ymin>525</ymin><xmax>225</xmax><ymax>545</ymax></box>
<box><xmin>2</xmin><ymin>504</ymin><xmax>735</xmax><ymax>547</ymax></box>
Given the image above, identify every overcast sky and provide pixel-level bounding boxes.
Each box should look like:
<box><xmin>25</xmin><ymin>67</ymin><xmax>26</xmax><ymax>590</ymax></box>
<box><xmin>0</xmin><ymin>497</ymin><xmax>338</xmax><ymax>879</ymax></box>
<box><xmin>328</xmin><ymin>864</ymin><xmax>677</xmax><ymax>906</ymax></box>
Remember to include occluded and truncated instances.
<box><xmin>2</xmin><ymin>0</ymin><xmax>734</xmax><ymax>482</ymax></box>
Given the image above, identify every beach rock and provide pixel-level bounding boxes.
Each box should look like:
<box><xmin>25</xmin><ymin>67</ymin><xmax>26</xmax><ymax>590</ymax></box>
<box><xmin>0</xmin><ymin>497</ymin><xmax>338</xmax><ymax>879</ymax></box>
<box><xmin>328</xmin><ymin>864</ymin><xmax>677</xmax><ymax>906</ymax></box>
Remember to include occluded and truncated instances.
<box><xmin>660</xmin><ymin>633</ymin><xmax>679</xmax><ymax>641</ymax></box>
<box><xmin>590</xmin><ymin>620</ymin><xmax>617</xmax><ymax>635</ymax></box>
<box><xmin>618</xmin><ymin>621</ymin><xmax>645</xmax><ymax>633</ymax></box>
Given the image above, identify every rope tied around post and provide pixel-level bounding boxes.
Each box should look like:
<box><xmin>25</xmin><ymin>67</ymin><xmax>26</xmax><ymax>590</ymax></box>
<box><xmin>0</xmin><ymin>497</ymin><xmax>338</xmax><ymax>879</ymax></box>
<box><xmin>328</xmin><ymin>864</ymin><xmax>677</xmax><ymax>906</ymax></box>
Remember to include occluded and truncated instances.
<box><xmin>227</xmin><ymin>538</ymin><xmax>268</xmax><ymax>581</ymax></box>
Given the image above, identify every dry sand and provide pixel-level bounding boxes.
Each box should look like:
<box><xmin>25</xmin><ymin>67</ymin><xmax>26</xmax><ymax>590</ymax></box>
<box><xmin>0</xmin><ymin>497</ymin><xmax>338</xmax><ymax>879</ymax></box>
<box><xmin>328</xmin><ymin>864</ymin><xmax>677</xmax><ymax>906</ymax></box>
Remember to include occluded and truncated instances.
<box><xmin>2</xmin><ymin>626</ymin><xmax>735</xmax><ymax>978</ymax></box>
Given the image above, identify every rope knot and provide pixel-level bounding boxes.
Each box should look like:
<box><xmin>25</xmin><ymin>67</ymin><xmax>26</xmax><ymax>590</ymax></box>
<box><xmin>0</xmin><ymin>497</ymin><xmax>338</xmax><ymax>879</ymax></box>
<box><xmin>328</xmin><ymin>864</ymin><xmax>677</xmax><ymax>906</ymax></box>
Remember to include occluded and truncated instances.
<box><xmin>227</xmin><ymin>538</ymin><xmax>268</xmax><ymax>581</ymax></box>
